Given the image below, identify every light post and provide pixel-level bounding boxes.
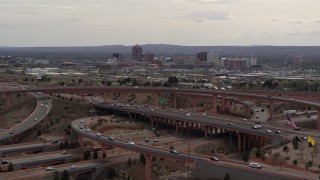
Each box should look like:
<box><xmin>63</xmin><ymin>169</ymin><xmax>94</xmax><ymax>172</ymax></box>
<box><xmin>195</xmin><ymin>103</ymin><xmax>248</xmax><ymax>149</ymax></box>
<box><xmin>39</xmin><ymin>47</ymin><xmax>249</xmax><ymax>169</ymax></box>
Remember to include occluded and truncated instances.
<box><xmin>187</xmin><ymin>118</ymin><xmax>190</xmax><ymax>180</ymax></box>
<box><xmin>43</xmin><ymin>104</ymin><xmax>48</xmax><ymax>152</ymax></box>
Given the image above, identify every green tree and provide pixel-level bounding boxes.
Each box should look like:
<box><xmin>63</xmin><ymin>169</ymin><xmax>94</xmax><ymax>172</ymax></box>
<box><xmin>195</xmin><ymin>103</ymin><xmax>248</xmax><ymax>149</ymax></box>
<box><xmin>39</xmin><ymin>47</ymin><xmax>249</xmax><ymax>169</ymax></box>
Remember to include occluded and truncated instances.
<box><xmin>224</xmin><ymin>173</ymin><xmax>231</xmax><ymax>180</ymax></box>
<box><xmin>8</xmin><ymin>162</ymin><xmax>14</xmax><ymax>172</ymax></box>
<box><xmin>292</xmin><ymin>137</ymin><xmax>299</xmax><ymax>149</ymax></box>
<box><xmin>59</xmin><ymin>142</ymin><xmax>65</xmax><ymax>149</ymax></box>
<box><xmin>53</xmin><ymin>170</ymin><xmax>60</xmax><ymax>180</ymax></box>
<box><xmin>255</xmin><ymin>149</ymin><xmax>262</xmax><ymax>158</ymax></box>
<box><xmin>93</xmin><ymin>150</ymin><xmax>98</xmax><ymax>159</ymax></box>
<box><xmin>293</xmin><ymin>159</ymin><xmax>298</xmax><ymax>166</ymax></box>
<box><xmin>168</xmin><ymin>76</ymin><xmax>179</xmax><ymax>84</ymax></box>
<box><xmin>140</xmin><ymin>153</ymin><xmax>146</xmax><ymax>165</ymax></box>
<box><xmin>107</xmin><ymin>168</ymin><xmax>116</xmax><ymax>179</ymax></box>
<box><xmin>64</xmin><ymin>140</ymin><xmax>69</xmax><ymax>148</ymax></box>
<box><xmin>61</xmin><ymin>170</ymin><xmax>70</xmax><ymax>180</ymax></box>
<box><xmin>242</xmin><ymin>152</ymin><xmax>250</xmax><ymax>162</ymax></box>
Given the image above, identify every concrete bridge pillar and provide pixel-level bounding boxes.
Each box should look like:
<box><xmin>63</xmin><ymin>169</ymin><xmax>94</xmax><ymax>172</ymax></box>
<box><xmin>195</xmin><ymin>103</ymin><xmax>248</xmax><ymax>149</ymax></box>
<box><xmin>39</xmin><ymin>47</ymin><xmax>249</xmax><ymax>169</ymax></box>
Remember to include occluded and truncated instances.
<box><xmin>101</xmin><ymin>143</ymin><xmax>106</xmax><ymax>158</ymax></box>
<box><xmin>237</xmin><ymin>133</ymin><xmax>242</xmax><ymax>152</ymax></box>
<box><xmin>173</xmin><ymin>92</ymin><xmax>177</xmax><ymax>109</ymax></box>
<box><xmin>220</xmin><ymin>128</ymin><xmax>223</xmax><ymax>134</ymax></box>
<box><xmin>210</xmin><ymin>127</ymin><xmax>213</xmax><ymax>136</ymax></box>
<box><xmin>176</xmin><ymin>121</ymin><xmax>179</xmax><ymax>133</ymax></box>
<box><xmin>317</xmin><ymin>108</ymin><xmax>320</xmax><ymax>130</ymax></box>
<box><xmin>215</xmin><ymin>127</ymin><xmax>218</xmax><ymax>135</ymax></box>
<box><xmin>268</xmin><ymin>102</ymin><xmax>274</xmax><ymax>120</ymax></box>
<box><xmin>145</xmin><ymin>154</ymin><xmax>152</xmax><ymax>180</ymax></box>
<box><xmin>222</xmin><ymin>96</ymin><xmax>226</xmax><ymax>114</ymax></box>
<box><xmin>204</xmin><ymin>126</ymin><xmax>208</xmax><ymax>138</ymax></box>
<box><xmin>153</xmin><ymin>93</ymin><xmax>159</xmax><ymax>106</ymax></box>
<box><xmin>212</xmin><ymin>95</ymin><xmax>217</xmax><ymax>114</ymax></box>
<box><xmin>151</xmin><ymin>118</ymin><xmax>154</xmax><ymax>128</ymax></box>
<box><xmin>242</xmin><ymin>134</ymin><xmax>247</xmax><ymax>150</ymax></box>
<box><xmin>5</xmin><ymin>93</ymin><xmax>11</xmax><ymax>107</ymax></box>
<box><xmin>79</xmin><ymin>134</ymin><xmax>84</xmax><ymax>147</ymax></box>
<box><xmin>248</xmin><ymin>135</ymin><xmax>252</xmax><ymax>149</ymax></box>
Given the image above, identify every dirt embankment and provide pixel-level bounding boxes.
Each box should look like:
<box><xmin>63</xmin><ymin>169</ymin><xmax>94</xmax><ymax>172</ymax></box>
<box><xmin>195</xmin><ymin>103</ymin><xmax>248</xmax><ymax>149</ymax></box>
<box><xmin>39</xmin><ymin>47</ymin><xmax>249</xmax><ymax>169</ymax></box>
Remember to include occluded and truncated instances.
<box><xmin>0</xmin><ymin>94</ymin><xmax>37</xmax><ymax>129</ymax></box>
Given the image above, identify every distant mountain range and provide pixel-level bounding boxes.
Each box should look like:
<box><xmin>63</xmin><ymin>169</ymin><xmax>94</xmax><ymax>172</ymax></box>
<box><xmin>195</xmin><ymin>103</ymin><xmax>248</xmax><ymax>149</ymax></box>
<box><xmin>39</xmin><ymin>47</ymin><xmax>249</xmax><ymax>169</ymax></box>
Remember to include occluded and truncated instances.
<box><xmin>0</xmin><ymin>44</ymin><xmax>320</xmax><ymax>56</ymax></box>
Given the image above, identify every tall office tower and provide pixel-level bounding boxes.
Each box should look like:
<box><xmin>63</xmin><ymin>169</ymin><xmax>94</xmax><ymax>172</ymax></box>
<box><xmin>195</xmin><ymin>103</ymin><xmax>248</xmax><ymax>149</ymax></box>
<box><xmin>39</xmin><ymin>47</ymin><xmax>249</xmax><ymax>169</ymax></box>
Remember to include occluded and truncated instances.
<box><xmin>196</xmin><ymin>52</ymin><xmax>208</xmax><ymax>61</ymax></box>
<box><xmin>132</xmin><ymin>45</ymin><xmax>143</xmax><ymax>61</ymax></box>
<box><xmin>144</xmin><ymin>51</ymin><xmax>154</xmax><ymax>63</ymax></box>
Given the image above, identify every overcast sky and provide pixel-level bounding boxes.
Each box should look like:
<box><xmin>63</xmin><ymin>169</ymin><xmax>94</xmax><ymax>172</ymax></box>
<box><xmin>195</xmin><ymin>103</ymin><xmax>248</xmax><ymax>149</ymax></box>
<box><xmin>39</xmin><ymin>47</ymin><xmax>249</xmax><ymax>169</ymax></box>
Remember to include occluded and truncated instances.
<box><xmin>0</xmin><ymin>0</ymin><xmax>320</xmax><ymax>47</ymax></box>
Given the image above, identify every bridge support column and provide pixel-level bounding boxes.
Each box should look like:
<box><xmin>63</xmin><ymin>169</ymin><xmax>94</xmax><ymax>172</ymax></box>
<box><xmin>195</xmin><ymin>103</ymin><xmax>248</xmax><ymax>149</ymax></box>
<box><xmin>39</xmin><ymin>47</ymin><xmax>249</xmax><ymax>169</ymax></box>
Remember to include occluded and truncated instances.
<box><xmin>5</xmin><ymin>93</ymin><xmax>11</xmax><ymax>107</ymax></box>
<box><xmin>220</xmin><ymin>128</ymin><xmax>223</xmax><ymax>134</ymax></box>
<box><xmin>212</xmin><ymin>95</ymin><xmax>217</xmax><ymax>114</ymax></box>
<box><xmin>215</xmin><ymin>127</ymin><xmax>218</xmax><ymax>135</ymax></box>
<box><xmin>222</xmin><ymin>96</ymin><xmax>226</xmax><ymax>114</ymax></box>
<box><xmin>242</xmin><ymin>134</ymin><xmax>247</xmax><ymax>150</ymax></box>
<box><xmin>317</xmin><ymin>108</ymin><xmax>320</xmax><ymax>130</ymax></box>
<box><xmin>204</xmin><ymin>126</ymin><xmax>208</xmax><ymax>138</ymax></box>
<box><xmin>176</xmin><ymin>121</ymin><xmax>179</xmax><ymax>133</ymax></box>
<box><xmin>210</xmin><ymin>127</ymin><xmax>213</xmax><ymax>136</ymax></box>
<box><xmin>153</xmin><ymin>93</ymin><xmax>159</xmax><ymax>106</ymax></box>
<box><xmin>268</xmin><ymin>102</ymin><xmax>274</xmax><ymax>120</ymax></box>
<box><xmin>101</xmin><ymin>143</ymin><xmax>106</xmax><ymax>158</ymax></box>
<box><xmin>248</xmin><ymin>135</ymin><xmax>252</xmax><ymax>149</ymax></box>
<box><xmin>79</xmin><ymin>134</ymin><xmax>84</xmax><ymax>147</ymax></box>
<box><xmin>237</xmin><ymin>133</ymin><xmax>242</xmax><ymax>152</ymax></box>
<box><xmin>173</xmin><ymin>92</ymin><xmax>177</xmax><ymax>109</ymax></box>
<box><xmin>145</xmin><ymin>154</ymin><xmax>151</xmax><ymax>180</ymax></box>
<box><xmin>151</xmin><ymin>118</ymin><xmax>154</xmax><ymax>128</ymax></box>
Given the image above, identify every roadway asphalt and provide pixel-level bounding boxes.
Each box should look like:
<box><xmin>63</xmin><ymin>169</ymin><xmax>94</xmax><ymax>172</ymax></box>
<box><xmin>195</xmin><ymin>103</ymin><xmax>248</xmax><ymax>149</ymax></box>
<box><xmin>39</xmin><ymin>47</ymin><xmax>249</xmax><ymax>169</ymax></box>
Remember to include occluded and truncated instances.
<box><xmin>0</xmin><ymin>93</ymin><xmax>52</xmax><ymax>142</ymax></box>
<box><xmin>72</xmin><ymin>118</ymin><xmax>320</xmax><ymax>180</ymax></box>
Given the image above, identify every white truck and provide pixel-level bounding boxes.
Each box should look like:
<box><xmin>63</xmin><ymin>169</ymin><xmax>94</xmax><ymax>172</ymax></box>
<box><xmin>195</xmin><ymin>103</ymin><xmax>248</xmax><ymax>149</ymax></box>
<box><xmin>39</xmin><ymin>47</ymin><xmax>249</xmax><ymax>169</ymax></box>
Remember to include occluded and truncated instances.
<box><xmin>283</xmin><ymin>110</ymin><xmax>297</xmax><ymax>115</ymax></box>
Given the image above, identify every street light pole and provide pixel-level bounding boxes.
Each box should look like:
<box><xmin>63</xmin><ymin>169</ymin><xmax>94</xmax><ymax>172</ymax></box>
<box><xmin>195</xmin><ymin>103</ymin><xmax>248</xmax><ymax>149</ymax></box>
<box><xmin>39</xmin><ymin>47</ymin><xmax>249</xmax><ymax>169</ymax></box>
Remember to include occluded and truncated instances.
<box><xmin>43</xmin><ymin>105</ymin><xmax>48</xmax><ymax>152</ymax></box>
<box><xmin>187</xmin><ymin>119</ymin><xmax>190</xmax><ymax>180</ymax></box>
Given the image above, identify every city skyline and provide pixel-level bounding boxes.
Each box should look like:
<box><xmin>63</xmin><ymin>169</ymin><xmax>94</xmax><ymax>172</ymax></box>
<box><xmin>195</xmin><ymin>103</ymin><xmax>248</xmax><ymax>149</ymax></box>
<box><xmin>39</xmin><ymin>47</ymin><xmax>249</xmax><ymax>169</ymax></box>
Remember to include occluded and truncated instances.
<box><xmin>1</xmin><ymin>0</ymin><xmax>320</xmax><ymax>47</ymax></box>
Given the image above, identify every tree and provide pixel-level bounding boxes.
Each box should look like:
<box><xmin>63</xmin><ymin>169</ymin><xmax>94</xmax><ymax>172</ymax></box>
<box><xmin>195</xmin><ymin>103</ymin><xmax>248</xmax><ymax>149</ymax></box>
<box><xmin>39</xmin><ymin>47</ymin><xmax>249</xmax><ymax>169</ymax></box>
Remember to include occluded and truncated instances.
<box><xmin>152</xmin><ymin>156</ymin><xmax>157</xmax><ymax>162</ymax></box>
<box><xmin>93</xmin><ymin>150</ymin><xmax>98</xmax><ymax>159</ymax></box>
<box><xmin>37</xmin><ymin>129</ymin><xmax>42</xmax><ymax>136</ymax></box>
<box><xmin>61</xmin><ymin>170</ymin><xmax>70</xmax><ymax>180</ymax></box>
<box><xmin>272</xmin><ymin>152</ymin><xmax>281</xmax><ymax>166</ymax></box>
<box><xmin>168</xmin><ymin>76</ymin><xmax>179</xmax><ymax>84</ymax></box>
<box><xmin>8</xmin><ymin>162</ymin><xmax>14</xmax><ymax>172</ymax></box>
<box><xmin>53</xmin><ymin>170</ymin><xmax>60</xmax><ymax>180</ymax></box>
<box><xmin>83</xmin><ymin>150</ymin><xmax>91</xmax><ymax>160</ymax></box>
<box><xmin>224</xmin><ymin>173</ymin><xmax>231</xmax><ymax>180</ymax></box>
<box><xmin>255</xmin><ymin>149</ymin><xmax>262</xmax><ymax>158</ymax></box>
<box><xmin>107</xmin><ymin>168</ymin><xmax>116</xmax><ymax>179</ymax></box>
<box><xmin>64</xmin><ymin>140</ymin><xmax>69</xmax><ymax>148</ymax></box>
<box><xmin>127</xmin><ymin>157</ymin><xmax>132</xmax><ymax>167</ymax></box>
<box><xmin>242</xmin><ymin>152</ymin><xmax>250</xmax><ymax>162</ymax></box>
<box><xmin>59</xmin><ymin>142</ymin><xmax>65</xmax><ymax>149</ymax></box>
<box><xmin>293</xmin><ymin>159</ymin><xmax>298</xmax><ymax>166</ymax></box>
<box><xmin>292</xmin><ymin>137</ymin><xmax>299</xmax><ymax>149</ymax></box>
<box><xmin>140</xmin><ymin>153</ymin><xmax>146</xmax><ymax>165</ymax></box>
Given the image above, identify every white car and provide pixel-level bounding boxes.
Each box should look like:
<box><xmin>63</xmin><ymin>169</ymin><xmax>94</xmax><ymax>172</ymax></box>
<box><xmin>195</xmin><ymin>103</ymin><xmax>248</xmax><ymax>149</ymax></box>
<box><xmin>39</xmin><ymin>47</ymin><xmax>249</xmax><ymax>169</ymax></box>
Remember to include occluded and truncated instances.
<box><xmin>266</xmin><ymin>129</ymin><xmax>272</xmax><ymax>133</ymax></box>
<box><xmin>170</xmin><ymin>150</ymin><xmax>178</xmax><ymax>154</ymax></box>
<box><xmin>227</xmin><ymin>122</ymin><xmax>234</xmax><ymax>126</ymax></box>
<box><xmin>108</xmin><ymin>137</ymin><xmax>114</xmax><ymax>141</ymax></box>
<box><xmin>249</xmin><ymin>162</ymin><xmax>262</xmax><ymax>169</ymax></box>
<box><xmin>96</xmin><ymin>133</ymin><xmax>102</xmax><ymax>137</ymax></box>
<box><xmin>85</xmin><ymin>129</ymin><xmax>90</xmax><ymax>132</ymax></box>
<box><xmin>242</xmin><ymin>119</ymin><xmax>247</xmax><ymax>122</ymax></box>
<box><xmin>70</xmin><ymin>165</ymin><xmax>79</xmax><ymax>169</ymax></box>
<box><xmin>150</xmin><ymin>109</ymin><xmax>154</xmax><ymax>111</ymax></box>
<box><xmin>210</xmin><ymin>157</ymin><xmax>219</xmax><ymax>161</ymax></box>
<box><xmin>128</xmin><ymin>141</ymin><xmax>135</xmax><ymax>145</ymax></box>
<box><xmin>46</xmin><ymin>167</ymin><xmax>55</xmax><ymax>171</ymax></box>
<box><xmin>275</xmin><ymin>130</ymin><xmax>282</xmax><ymax>134</ymax></box>
<box><xmin>202</xmin><ymin>112</ymin><xmax>206</xmax><ymax>116</ymax></box>
<box><xmin>186</xmin><ymin>113</ymin><xmax>191</xmax><ymax>117</ymax></box>
<box><xmin>34</xmin><ymin>118</ymin><xmax>38</xmax><ymax>121</ymax></box>
<box><xmin>61</xmin><ymin>151</ymin><xmax>68</xmax><ymax>154</ymax></box>
<box><xmin>80</xmin><ymin>120</ymin><xmax>84</xmax><ymax>123</ymax></box>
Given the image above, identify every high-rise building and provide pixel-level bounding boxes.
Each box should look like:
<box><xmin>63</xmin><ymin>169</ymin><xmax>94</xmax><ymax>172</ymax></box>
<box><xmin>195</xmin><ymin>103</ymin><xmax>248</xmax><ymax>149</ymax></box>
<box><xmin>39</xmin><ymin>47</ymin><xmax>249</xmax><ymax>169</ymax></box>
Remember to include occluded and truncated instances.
<box><xmin>132</xmin><ymin>45</ymin><xmax>143</xmax><ymax>61</ymax></box>
<box><xmin>144</xmin><ymin>51</ymin><xmax>154</xmax><ymax>63</ymax></box>
<box><xmin>112</xmin><ymin>53</ymin><xmax>120</xmax><ymax>60</ymax></box>
<box><xmin>196</xmin><ymin>52</ymin><xmax>208</xmax><ymax>61</ymax></box>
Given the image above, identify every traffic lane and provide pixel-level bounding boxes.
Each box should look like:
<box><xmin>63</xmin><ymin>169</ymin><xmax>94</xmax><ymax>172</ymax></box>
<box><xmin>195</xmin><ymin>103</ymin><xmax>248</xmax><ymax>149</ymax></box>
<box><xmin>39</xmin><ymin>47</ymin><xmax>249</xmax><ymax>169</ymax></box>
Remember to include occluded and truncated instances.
<box><xmin>0</xmin><ymin>161</ymin><xmax>103</xmax><ymax>180</ymax></box>
<box><xmin>107</xmin><ymin>105</ymin><xmax>285</xmax><ymax>138</ymax></box>
<box><xmin>0</xmin><ymin>141</ymin><xmax>58</xmax><ymax>154</ymax></box>
<box><xmin>2</xmin><ymin>152</ymin><xmax>74</xmax><ymax>166</ymax></box>
<box><xmin>0</xmin><ymin>94</ymin><xmax>51</xmax><ymax>141</ymax></box>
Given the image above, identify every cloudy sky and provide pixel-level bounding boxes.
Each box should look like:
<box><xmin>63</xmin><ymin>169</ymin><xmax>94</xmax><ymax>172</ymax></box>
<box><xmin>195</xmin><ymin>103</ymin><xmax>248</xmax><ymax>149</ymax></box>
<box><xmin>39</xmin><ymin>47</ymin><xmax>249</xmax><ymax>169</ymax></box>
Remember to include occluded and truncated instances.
<box><xmin>0</xmin><ymin>0</ymin><xmax>320</xmax><ymax>46</ymax></box>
